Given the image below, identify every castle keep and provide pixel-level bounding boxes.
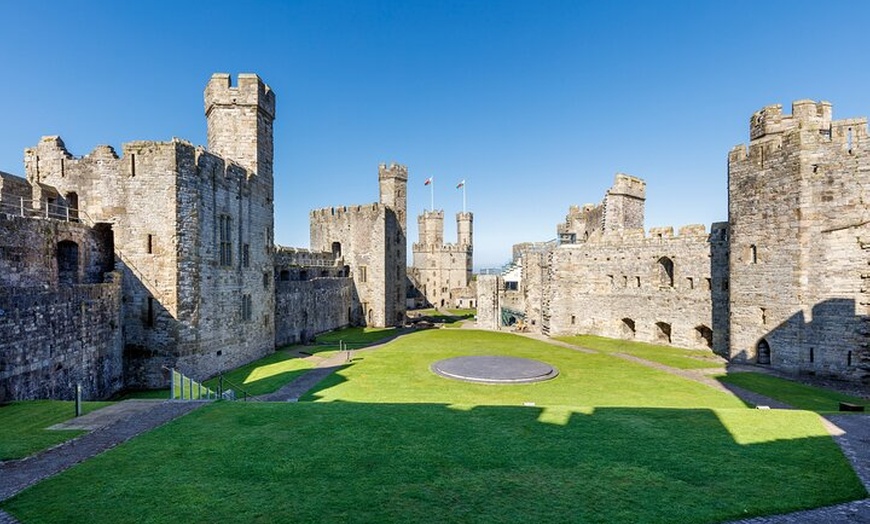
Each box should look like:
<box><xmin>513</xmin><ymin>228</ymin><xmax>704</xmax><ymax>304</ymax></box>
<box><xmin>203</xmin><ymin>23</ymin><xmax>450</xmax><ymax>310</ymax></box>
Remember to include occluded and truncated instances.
<box><xmin>479</xmin><ymin>101</ymin><xmax>868</xmax><ymax>384</ymax></box>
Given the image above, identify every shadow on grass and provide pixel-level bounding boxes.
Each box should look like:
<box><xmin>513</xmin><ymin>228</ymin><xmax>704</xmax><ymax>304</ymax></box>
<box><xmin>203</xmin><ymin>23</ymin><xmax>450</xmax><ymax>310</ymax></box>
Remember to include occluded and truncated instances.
<box><xmin>1</xmin><ymin>401</ymin><xmax>865</xmax><ymax>523</ymax></box>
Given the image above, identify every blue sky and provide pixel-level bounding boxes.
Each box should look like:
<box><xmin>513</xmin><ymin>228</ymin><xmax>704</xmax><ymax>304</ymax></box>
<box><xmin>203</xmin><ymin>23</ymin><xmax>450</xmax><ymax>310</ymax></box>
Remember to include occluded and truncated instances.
<box><xmin>2</xmin><ymin>1</ymin><xmax>869</xmax><ymax>268</ymax></box>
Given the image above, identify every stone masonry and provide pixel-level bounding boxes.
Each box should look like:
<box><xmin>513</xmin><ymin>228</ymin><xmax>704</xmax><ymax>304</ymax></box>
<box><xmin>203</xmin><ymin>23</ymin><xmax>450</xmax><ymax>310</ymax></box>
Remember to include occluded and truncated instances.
<box><xmin>410</xmin><ymin>210</ymin><xmax>475</xmax><ymax>309</ymax></box>
<box><xmin>309</xmin><ymin>163</ymin><xmax>408</xmax><ymax>328</ymax></box>
<box><xmin>481</xmin><ymin>101</ymin><xmax>870</xmax><ymax>384</ymax></box>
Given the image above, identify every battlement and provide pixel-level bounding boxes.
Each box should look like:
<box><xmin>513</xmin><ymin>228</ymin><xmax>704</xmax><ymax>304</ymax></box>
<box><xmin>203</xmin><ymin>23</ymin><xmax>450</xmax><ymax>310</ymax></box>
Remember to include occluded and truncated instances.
<box><xmin>378</xmin><ymin>162</ymin><xmax>408</xmax><ymax>181</ymax></box>
<box><xmin>419</xmin><ymin>210</ymin><xmax>444</xmax><ymax>220</ymax></box>
<box><xmin>310</xmin><ymin>203</ymin><xmax>383</xmax><ymax>220</ymax></box>
<box><xmin>204</xmin><ymin>73</ymin><xmax>275</xmax><ymax>120</ymax></box>
<box><xmin>730</xmin><ymin>100</ymin><xmax>868</xmax><ymax>163</ymax></box>
<box><xmin>608</xmin><ymin>173</ymin><xmax>646</xmax><ymax>199</ymax></box>
<box><xmin>574</xmin><ymin>223</ymin><xmax>716</xmax><ymax>245</ymax></box>
<box><xmin>748</xmin><ymin>100</ymin><xmax>832</xmax><ymax>141</ymax></box>
<box><xmin>412</xmin><ymin>242</ymin><xmax>472</xmax><ymax>254</ymax></box>
<box><xmin>275</xmin><ymin>246</ymin><xmax>339</xmax><ymax>267</ymax></box>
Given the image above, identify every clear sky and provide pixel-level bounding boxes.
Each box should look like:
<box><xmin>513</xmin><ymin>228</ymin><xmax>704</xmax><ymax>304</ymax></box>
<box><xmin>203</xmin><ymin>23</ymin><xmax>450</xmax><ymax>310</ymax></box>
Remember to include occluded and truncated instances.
<box><xmin>2</xmin><ymin>1</ymin><xmax>869</xmax><ymax>269</ymax></box>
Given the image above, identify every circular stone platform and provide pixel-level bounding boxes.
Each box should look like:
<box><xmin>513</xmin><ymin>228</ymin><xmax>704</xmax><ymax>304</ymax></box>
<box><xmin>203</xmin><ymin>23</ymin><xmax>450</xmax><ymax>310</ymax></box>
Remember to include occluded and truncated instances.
<box><xmin>431</xmin><ymin>356</ymin><xmax>559</xmax><ymax>384</ymax></box>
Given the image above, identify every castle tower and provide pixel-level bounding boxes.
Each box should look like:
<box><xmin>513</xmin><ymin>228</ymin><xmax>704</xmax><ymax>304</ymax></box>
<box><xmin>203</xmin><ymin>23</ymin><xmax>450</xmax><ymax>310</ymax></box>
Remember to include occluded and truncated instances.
<box><xmin>378</xmin><ymin>162</ymin><xmax>408</xmax><ymax>224</ymax></box>
<box><xmin>418</xmin><ymin>210</ymin><xmax>444</xmax><ymax>246</ymax></box>
<box><xmin>456</xmin><ymin>212</ymin><xmax>473</xmax><ymax>248</ymax></box>
<box><xmin>602</xmin><ymin>173</ymin><xmax>645</xmax><ymax>231</ymax></box>
<box><xmin>204</xmin><ymin>73</ymin><xmax>276</xmax><ymax>179</ymax></box>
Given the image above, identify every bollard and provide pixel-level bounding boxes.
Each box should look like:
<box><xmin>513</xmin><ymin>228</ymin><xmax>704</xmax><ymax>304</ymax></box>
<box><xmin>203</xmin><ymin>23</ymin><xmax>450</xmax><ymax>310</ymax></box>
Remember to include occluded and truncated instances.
<box><xmin>75</xmin><ymin>383</ymin><xmax>82</xmax><ymax>417</ymax></box>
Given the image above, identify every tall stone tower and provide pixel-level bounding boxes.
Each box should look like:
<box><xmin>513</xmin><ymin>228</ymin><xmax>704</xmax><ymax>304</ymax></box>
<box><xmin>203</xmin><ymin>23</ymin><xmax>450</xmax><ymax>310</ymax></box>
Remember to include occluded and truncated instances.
<box><xmin>602</xmin><ymin>173</ymin><xmax>646</xmax><ymax>231</ymax></box>
<box><xmin>728</xmin><ymin>100</ymin><xmax>869</xmax><ymax>382</ymax></box>
<box><xmin>204</xmin><ymin>73</ymin><xmax>276</xmax><ymax>179</ymax></box>
<box><xmin>411</xmin><ymin>208</ymin><xmax>475</xmax><ymax>309</ymax></box>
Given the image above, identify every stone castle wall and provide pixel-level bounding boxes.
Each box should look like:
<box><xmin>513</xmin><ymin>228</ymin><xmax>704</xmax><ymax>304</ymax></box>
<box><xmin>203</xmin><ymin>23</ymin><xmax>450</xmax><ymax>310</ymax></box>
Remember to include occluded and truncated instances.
<box><xmin>545</xmin><ymin>224</ymin><xmax>728</xmax><ymax>353</ymax></box>
<box><xmin>728</xmin><ymin>100</ymin><xmax>869</xmax><ymax>381</ymax></box>
<box><xmin>0</xmin><ymin>213</ymin><xmax>122</xmax><ymax>401</ymax></box>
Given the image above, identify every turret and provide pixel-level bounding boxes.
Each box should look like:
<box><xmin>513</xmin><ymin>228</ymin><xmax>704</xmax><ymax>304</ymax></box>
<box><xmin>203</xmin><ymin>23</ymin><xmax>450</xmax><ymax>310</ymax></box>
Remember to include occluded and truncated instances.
<box><xmin>418</xmin><ymin>210</ymin><xmax>444</xmax><ymax>246</ymax></box>
<box><xmin>204</xmin><ymin>73</ymin><xmax>275</xmax><ymax>179</ymax></box>
<box><xmin>456</xmin><ymin>211</ymin><xmax>473</xmax><ymax>248</ymax></box>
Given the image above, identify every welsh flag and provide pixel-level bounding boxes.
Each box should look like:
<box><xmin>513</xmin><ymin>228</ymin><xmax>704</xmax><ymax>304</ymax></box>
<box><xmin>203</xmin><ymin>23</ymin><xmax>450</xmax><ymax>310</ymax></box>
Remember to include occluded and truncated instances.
<box><xmin>424</xmin><ymin>177</ymin><xmax>432</xmax><ymax>186</ymax></box>
<box><xmin>456</xmin><ymin>179</ymin><xmax>465</xmax><ymax>189</ymax></box>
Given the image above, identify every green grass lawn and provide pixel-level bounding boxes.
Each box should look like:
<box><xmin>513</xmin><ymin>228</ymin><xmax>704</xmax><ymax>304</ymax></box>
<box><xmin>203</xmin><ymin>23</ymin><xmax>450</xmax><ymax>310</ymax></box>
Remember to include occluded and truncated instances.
<box><xmin>557</xmin><ymin>334</ymin><xmax>726</xmax><ymax>370</ymax></box>
<box><xmin>200</xmin><ymin>347</ymin><xmax>323</xmax><ymax>397</ymax></box>
<box><xmin>2</xmin><ymin>329</ymin><xmax>865</xmax><ymax>523</ymax></box>
<box><xmin>718</xmin><ymin>372</ymin><xmax>870</xmax><ymax>412</ymax></box>
<box><xmin>314</xmin><ymin>326</ymin><xmax>397</xmax><ymax>347</ymax></box>
<box><xmin>0</xmin><ymin>400</ymin><xmax>114</xmax><ymax>460</ymax></box>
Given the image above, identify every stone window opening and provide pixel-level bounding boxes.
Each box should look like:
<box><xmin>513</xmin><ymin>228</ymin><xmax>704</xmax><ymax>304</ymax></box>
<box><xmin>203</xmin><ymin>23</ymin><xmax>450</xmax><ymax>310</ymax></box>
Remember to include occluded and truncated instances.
<box><xmin>695</xmin><ymin>325</ymin><xmax>713</xmax><ymax>349</ymax></box>
<box><xmin>622</xmin><ymin>275</ymin><xmax>628</xmax><ymax>288</ymax></box>
<box><xmin>757</xmin><ymin>339</ymin><xmax>771</xmax><ymax>365</ymax></box>
<box><xmin>749</xmin><ymin>244</ymin><xmax>758</xmax><ymax>264</ymax></box>
<box><xmin>656</xmin><ymin>257</ymin><xmax>674</xmax><ymax>288</ymax></box>
<box><xmin>263</xmin><ymin>272</ymin><xmax>270</xmax><ymax>288</ymax></box>
<box><xmin>65</xmin><ymin>192</ymin><xmax>79</xmax><ymax>221</ymax></box>
<box><xmin>686</xmin><ymin>277</ymin><xmax>694</xmax><ymax>290</ymax></box>
<box><xmin>279</xmin><ymin>270</ymin><xmax>290</xmax><ymax>281</ymax></box>
<box><xmin>299</xmin><ymin>270</ymin><xmax>308</xmax><ymax>281</ymax></box>
<box><xmin>655</xmin><ymin>322</ymin><xmax>672</xmax><ymax>344</ymax></box>
<box><xmin>636</xmin><ymin>276</ymin><xmax>641</xmax><ymax>288</ymax></box>
<box><xmin>242</xmin><ymin>244</ymin><xmax>250</xmax><ymax>268</ymax></box>
<box><xmin>706</xmin><ymin>278</ymin><xmax>712</xmax><ymax>290</ymax></box>
<box><xmin>760</xmin><ymin>307</ymin><xmax>767</xmax><ymax>325</ymax></box>
<box><xmin>847</xmin><ymin>127</ymin><xmax>853</xmax><ymax>154</ymax></box>
<box><xmin>332</xmin><ymin>242</ymin><xmax>341</xmax><ymax>258</ymax></box>
<box><xmin>847</xmin><ymin>351</ymin><xmax>853</xmax><ymax>366</ymax></box>
<box><xmin>130</xmin><ymin>154</ymin><xmax>136</xmax><ymax>177</ymax></box>
<box><xmin>218</xmin><ymin>215</ymin><xmax>233</xmax><ymax>266</ymax></box>
<box><xmin>358</xmin><ymin>266</ymin><xmax>367</xmax><ymax>283</ymax></box>
<box><xmin>241</xmin><ymin>294</ymin><xmax>252</xmax><ymax>322</ymax></box>
<box><xmin>571</xmin><ymin>315</ymin><xmax>576</xmax><ymax>325</ymax></box>
<box><xmin>809</xmin><ymin>347</ymin><xmax>815</xmax><ymax>363</ymax></box>
<box><xmin>147</xmin><ymin>234</ymin><xmax>154</xmax><ymax>254</ymax></box>
<box><xmin>57</xmin><ymin>240</ymin><xmax>79</xmax><ymax>286</ymax></box>
<box><xmin>621</xmin><ymin>318</ymin><xmax>636</xmax><ymax>339</ymax></box>
<box><xmin>146</xmin><ymin>297</ymin><xmax>155</xmax><ymax>328</ymax></box>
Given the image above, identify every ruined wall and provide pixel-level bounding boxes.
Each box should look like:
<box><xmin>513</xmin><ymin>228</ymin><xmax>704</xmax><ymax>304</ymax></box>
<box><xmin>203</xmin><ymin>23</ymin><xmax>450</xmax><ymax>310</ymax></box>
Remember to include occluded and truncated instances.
<box><xmin>729</xmin><ymin>100</ymin><xmax>870</xmax><ymax>382</ymax></box>
<box><xmin>0</xmin><ymin>171</ymin><xmax>31</xmax><ymax>211</ymax></box>
<box><xmin>0</xmin><ymin>213</ymin><xmax>122</xmax><ymax>401</ymax></box>
<box><xmin>0</xmin><ymin>214</ymin><xmax>114</xmax><ymax>289</ymax></box>
<box><xmin>544</xmin><ymin>223</ymin><xmax>726</xmax><ymax>353</ymax></box>
<box><xmin>558</xmin><ymin>174</ymin><xmax>646</xmax><ymax>243</ymax></box>
<box><xmin>274</xmin><ymin>247</ymin><xmax>352</xmax><ymax>346</ymax></box>
<box><xmin>0</xmin><ymin>276</ymin><xmax>123</xmax><ymax>402</ymax></box>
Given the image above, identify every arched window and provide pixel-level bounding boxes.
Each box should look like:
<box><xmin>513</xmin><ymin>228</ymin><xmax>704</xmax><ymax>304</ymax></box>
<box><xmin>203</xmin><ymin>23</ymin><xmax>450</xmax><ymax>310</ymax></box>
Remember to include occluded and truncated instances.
<box><xmin>656</xmin><ymin>257</ymin><xmax>674</xmax><ymax>288</ymax></box>
<box><xmin>757</xmin><ymin>339</ymin><xmax>771</xmax><ymax>365</ymax></box>
<box><xmin>655</xmin><ymin>322</ymin><xmax>672</xmax><ymax>344</ymax></box>
<box><xmin>57</xmin><ymin>240</ymin><xmax>79</xmax><ymax>285</ymax></box>
<box><xmin>332</xmin><ymin>242</ymin><xmax>342</xmax><ymax>258</ymax></box>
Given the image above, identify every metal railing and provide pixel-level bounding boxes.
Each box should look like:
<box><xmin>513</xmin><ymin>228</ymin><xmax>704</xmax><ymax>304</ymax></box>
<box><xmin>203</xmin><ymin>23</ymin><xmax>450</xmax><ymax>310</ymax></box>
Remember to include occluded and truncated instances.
<box><xmin>0</xmin><ymin>197</ymin><xmax>83</xmax><ymax>222</ymax></box>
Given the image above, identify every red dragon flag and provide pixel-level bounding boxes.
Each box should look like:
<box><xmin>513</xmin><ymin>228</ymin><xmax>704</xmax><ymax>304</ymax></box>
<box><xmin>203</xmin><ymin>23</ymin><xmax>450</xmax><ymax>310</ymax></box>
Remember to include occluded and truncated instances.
<box><xmin>456</xmin><ymin>179</ymin><xmax>465</xmax><ymax>189</ymax></box>
<box><xmin>424</xmin><ymin>177</ymin><xmax>433</xmax><ymax>186</ymax></box>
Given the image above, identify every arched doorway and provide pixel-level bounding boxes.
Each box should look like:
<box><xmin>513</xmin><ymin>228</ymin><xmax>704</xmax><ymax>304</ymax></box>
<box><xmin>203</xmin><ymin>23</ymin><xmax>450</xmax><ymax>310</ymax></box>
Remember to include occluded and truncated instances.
<box><xmin>757</xmin><ymin>339</ymin><xmax>771</xmax><ymax>365</ymax></box>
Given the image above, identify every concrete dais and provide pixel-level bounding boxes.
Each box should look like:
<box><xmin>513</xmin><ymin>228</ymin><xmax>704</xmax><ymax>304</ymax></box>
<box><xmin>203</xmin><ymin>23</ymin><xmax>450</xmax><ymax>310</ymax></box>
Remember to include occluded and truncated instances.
<box><xmin>431</xmin><ymin>355</ymin><xmax>558</xmax><ymax>384</ymax></box>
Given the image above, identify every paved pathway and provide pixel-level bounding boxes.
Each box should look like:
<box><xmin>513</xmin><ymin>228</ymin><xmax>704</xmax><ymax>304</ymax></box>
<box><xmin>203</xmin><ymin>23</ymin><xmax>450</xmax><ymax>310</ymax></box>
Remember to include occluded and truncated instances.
<box><xmin>0</xmin><ymin>400</ymin><xmax>206</xmax><ymax>523</ymax></box>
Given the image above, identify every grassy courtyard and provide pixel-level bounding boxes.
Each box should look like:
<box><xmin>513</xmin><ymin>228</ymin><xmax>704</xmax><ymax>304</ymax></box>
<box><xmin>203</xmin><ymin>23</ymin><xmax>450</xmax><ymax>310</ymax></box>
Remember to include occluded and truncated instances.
<box><xmin>0</xmin><ymin>400</ymin><xmax>114</xmax><ymax>460</ymax></box>
<box><xmin>2</xmin><ymin>329</ymin><xmax>866</xmax><ymax>523</ymax></box>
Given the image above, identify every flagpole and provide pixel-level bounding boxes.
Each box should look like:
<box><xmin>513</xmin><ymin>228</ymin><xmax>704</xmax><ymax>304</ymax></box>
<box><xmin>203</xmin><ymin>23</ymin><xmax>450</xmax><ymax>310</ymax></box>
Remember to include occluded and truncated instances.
<box><xmin>430</xmin><ymin>177</ymin><xmax>434</xmax><ymax>211</ymax></box>
<box><xmin>462</xmin><ymin>181</ymin><xmax>466</xmax><ymax>213</ymax></box>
